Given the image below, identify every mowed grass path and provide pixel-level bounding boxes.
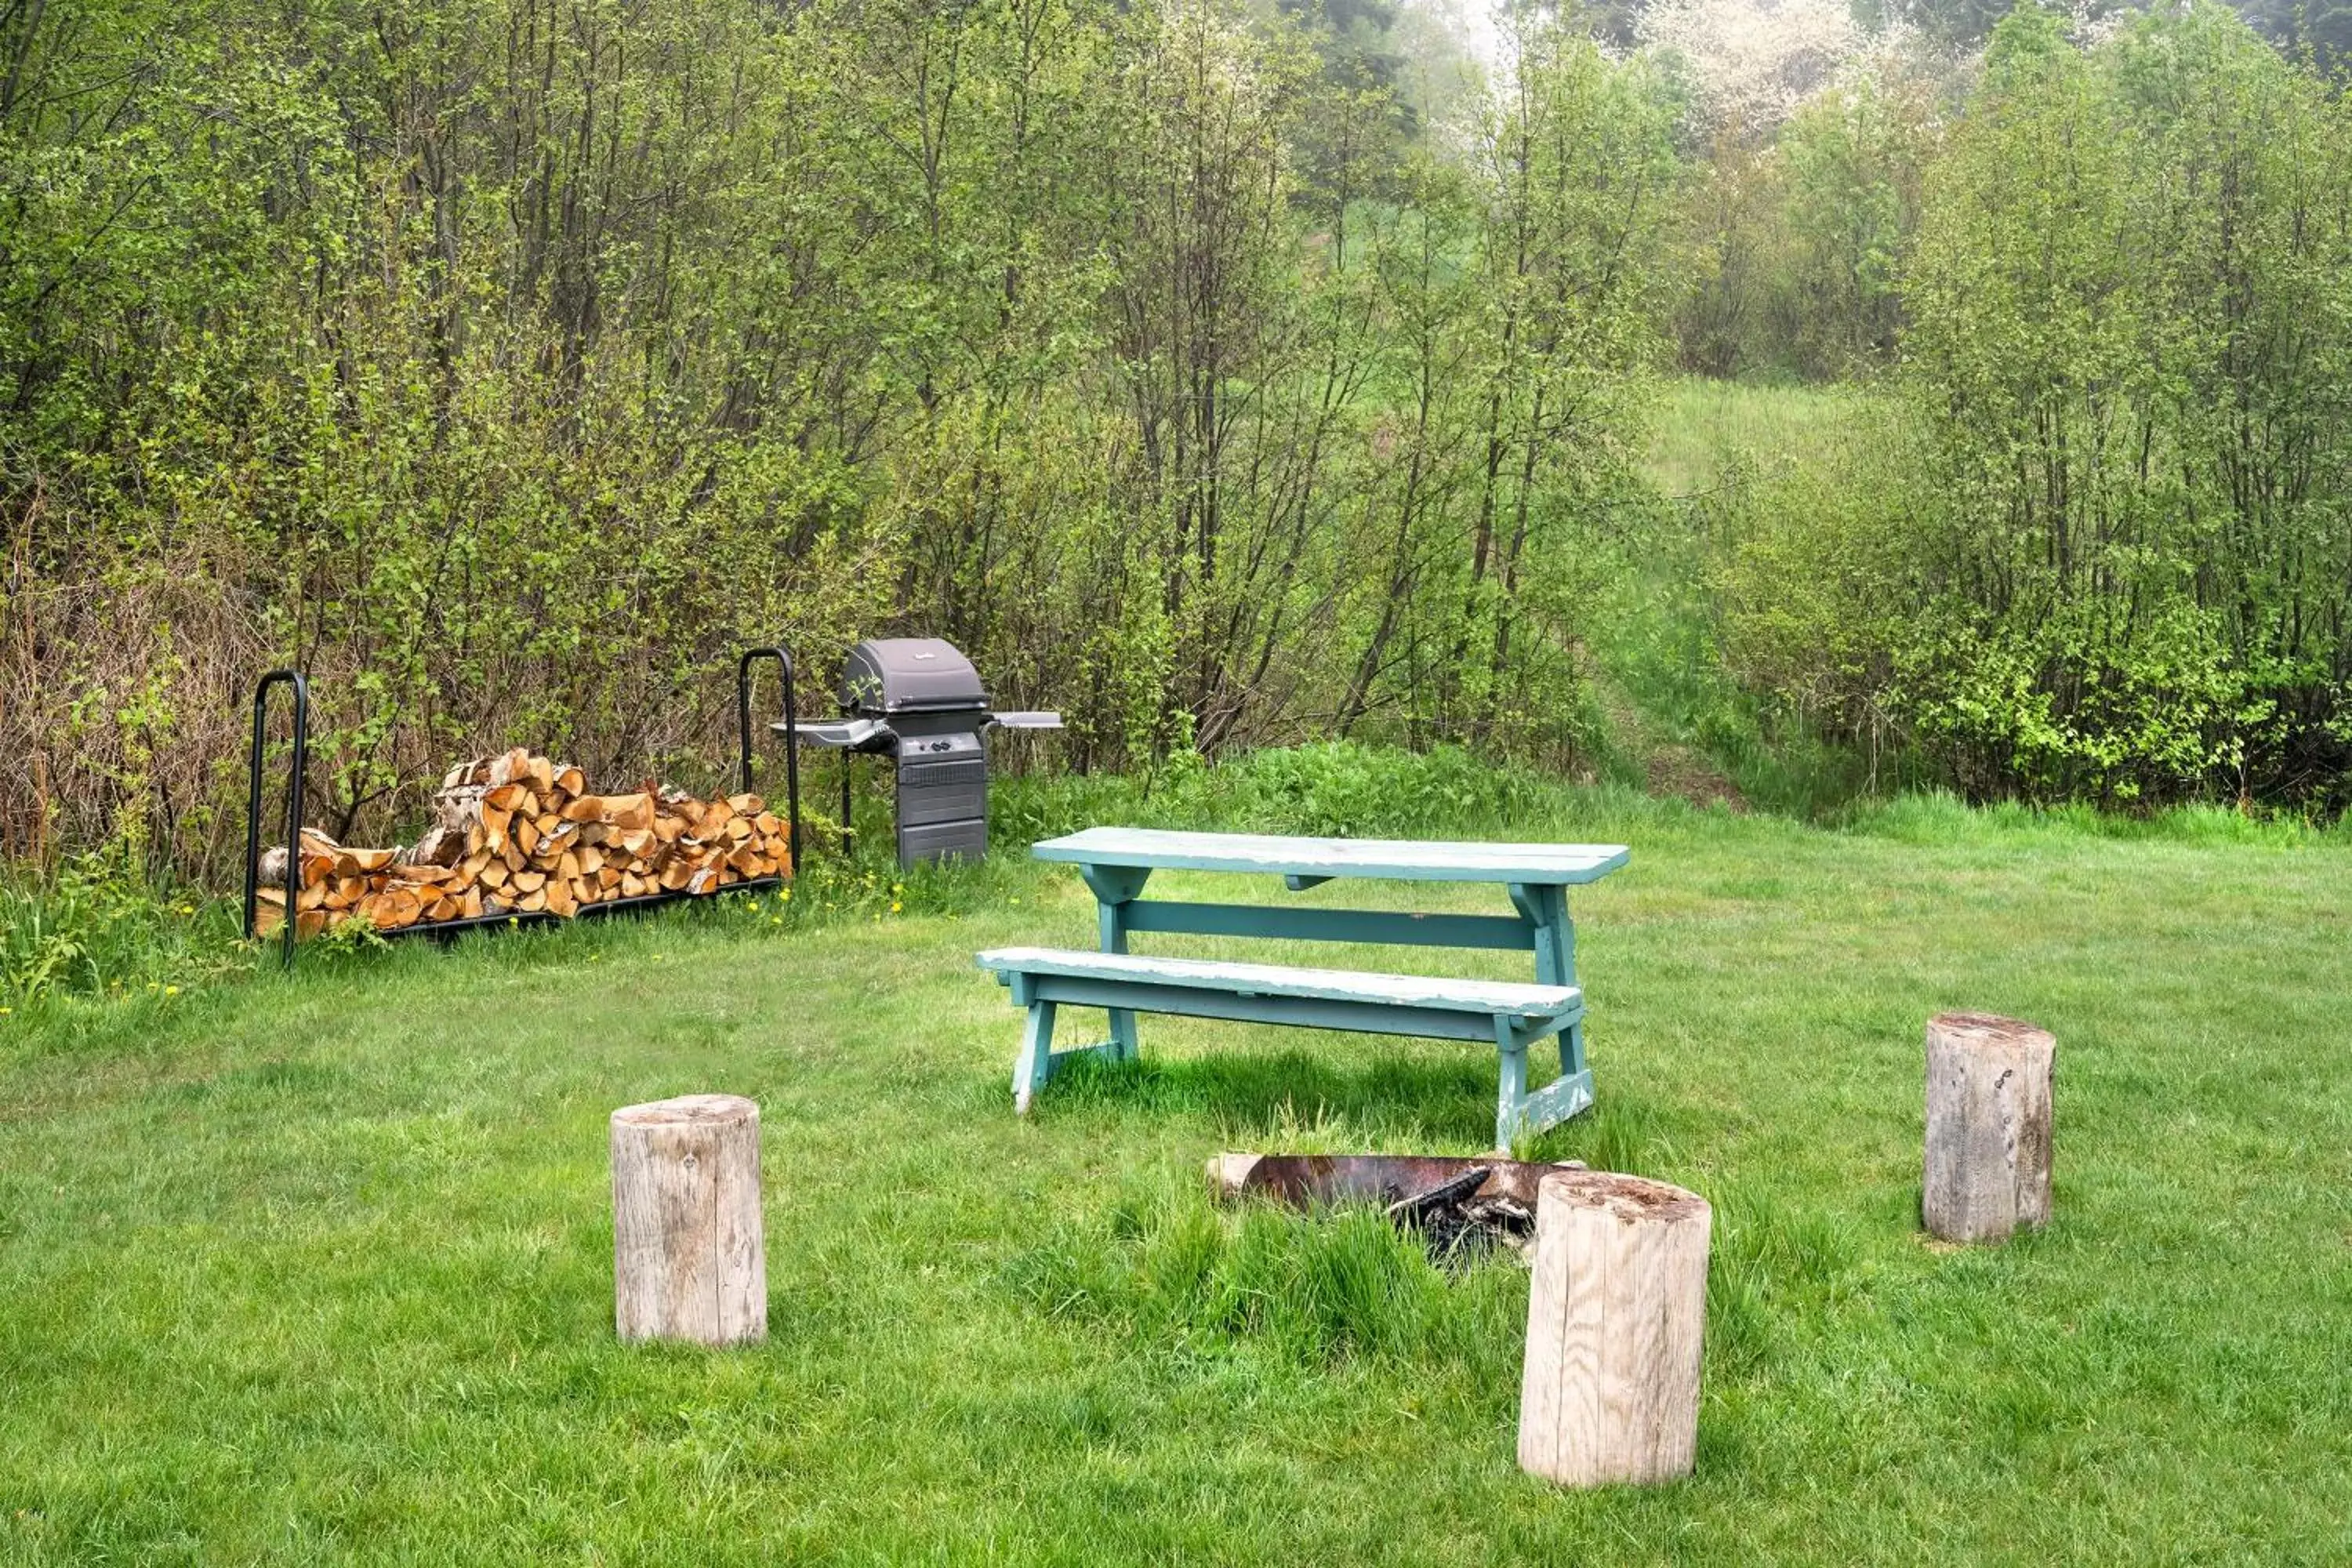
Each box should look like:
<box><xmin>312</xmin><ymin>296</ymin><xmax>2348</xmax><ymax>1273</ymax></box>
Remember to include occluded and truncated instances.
<box><xmin>5</xmin><ymin>804</ymin><xmax>2350</xmax><ymax>1563</ymax></box>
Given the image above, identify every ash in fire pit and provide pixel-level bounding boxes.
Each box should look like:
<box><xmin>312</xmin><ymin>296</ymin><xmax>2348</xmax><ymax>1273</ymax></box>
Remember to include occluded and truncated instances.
<box><xmin>1207</xmin><ymin>1152</ymin><xmax>1586</xmax><ymax>1268</ymax></box>
<box><xmin>1385</xmin><ymin>1164</ymin><xmax>1532</xmax><ymax>1261</ymax></box>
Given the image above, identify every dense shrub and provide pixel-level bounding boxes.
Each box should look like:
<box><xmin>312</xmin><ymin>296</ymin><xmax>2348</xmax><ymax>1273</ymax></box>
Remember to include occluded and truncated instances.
<box><xmin>0</xmin><ymin>0</ymin><xmax>1674</xmax><ymax>884</ymax></box>
<box><xmin>1664</xmin><ymin>24</ymin><xmax>1946</xmax><ymax>381</ymax></box>
<box><xmin>1710</xmin><ymin>3</ymin><xmax>2352</xmax><ymax>810</ymax></box>
<box><xmin>1899</xmin><ymin>4</ymin><xmax>2352</xmax><ymax>805</ymax></box>
<box><xmin>991</xmin><ymin>741</ymin><xmax>1556</xmax><ymax>844</ymax></box>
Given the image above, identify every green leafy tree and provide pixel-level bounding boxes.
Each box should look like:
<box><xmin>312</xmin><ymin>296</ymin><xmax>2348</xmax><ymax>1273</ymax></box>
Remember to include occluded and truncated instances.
<box><xmin>1722</xmin><ymin>2</ymin><xmax>2352</xmax><ymax>808</ymax></box>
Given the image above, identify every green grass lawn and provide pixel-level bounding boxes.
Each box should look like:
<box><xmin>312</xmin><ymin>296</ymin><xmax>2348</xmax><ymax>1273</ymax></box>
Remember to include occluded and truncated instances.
<box><xmin>5</xmin><ymin>797</ymin><xmax>2351</xmax><ymax>1563</ymax></box>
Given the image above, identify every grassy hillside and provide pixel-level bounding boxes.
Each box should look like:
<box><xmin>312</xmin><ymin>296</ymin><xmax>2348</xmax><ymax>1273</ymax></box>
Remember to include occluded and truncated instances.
<box><xmin>1587</xmin><ymin>378</ymin><xmax>1894</xmax><ymax>817</ymax></box>
<box><xmin>5</xmin><ymin>793</ymin><xmax>2348</xmax><ymax>1563</ymax></box>
<box><xmin>1642</xmin><ymin>378</ymin><xmax>1868</xmax><ymax>503</ymax></box>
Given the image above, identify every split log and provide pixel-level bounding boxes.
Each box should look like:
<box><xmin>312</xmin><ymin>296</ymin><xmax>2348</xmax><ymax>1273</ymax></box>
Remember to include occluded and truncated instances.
<box><xmin>257</xmin><ymin>826</ymin><xmax>337</xmax><ymax>891</ymax></box>
<box><xmin>1923</xmin><ymin>1012</ymin><xmax>2055</xmax><ymax>1243</ymax></box>
<box><xmin>257</xmin><ymin>753</ymin><xmax>791</xmax><ymax>942</ymax></box>
<box><xmin>399</xmin><ymin>825</ymin><xmax>463</xmax><ymax>868</ymax></box>
<box><xmin>358</xmin><ymin>887</ymin><xmax>422</xmax><ymax>931</ymax></box>
<box><xmin>610</xmin><ymin>1094</ymin><xmax>766</xmax><ymax>1345</ymax></box>
<box><xmin>1518</xmin><ymin>1170</ymin><xmax>1711</xmax><ymax>1489</ymax></box>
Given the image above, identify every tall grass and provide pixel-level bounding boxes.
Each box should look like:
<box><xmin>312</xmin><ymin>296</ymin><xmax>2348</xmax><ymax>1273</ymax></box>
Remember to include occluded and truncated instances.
<box><xmin>0</xmin><ymin>855</ymin><xmax>248</xmax><ymax>1009</ymax></box>
<box><xmin>1005</xmin><ymin>1174</ymin><xmax>1528</xmax><ymax>1374</ymax></box>
<box><xmin>1643</xmin><ymin>378</ymin><xmax>1867</xmax><ymax>503</ymax></box>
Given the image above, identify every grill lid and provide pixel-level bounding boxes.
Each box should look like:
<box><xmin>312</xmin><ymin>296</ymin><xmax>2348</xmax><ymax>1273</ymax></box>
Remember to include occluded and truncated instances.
<box><xmin>840</xmin><ymin>637</ymin><xmax>987</xmax><ymax>715</ymax></box>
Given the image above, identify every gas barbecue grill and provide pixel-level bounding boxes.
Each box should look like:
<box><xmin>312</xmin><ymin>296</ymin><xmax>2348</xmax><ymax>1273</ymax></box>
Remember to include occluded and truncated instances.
<box><xmin>780</xmin><ymin>637</ymin><xmax>1060</xmax><ymax>866</ymax></box>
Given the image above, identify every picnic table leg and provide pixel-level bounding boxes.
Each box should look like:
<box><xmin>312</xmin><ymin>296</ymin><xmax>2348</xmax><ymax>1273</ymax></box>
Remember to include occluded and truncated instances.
<box><xmin>1098</xmin><ymin>901</ymin><xmax>1142</xmax><ymax>1063</ymax></box>
<box><xmin>1012</xmin><ymin>999</ymin><xmax>1059</xmax><ymax>1116</ymax></box>
<box><xmin>1080</xmin><ymin>865</ymin><xmax>1152</xmax><ymax>1064</ymax></box>
<box><xmin>1509</xmin><ymin>882</ymin><xmax>1577</xmax><ymax>986</ymax></box>
<box><xmin>1494</xmin><ymin>1015</ymin><xmax>1530</xmax><ymax>1152</ymax></box>
<box><xmin>1512</xmin><ymin>883</ymin><xmax>1584</xmax><ymax>1081</ymax></box>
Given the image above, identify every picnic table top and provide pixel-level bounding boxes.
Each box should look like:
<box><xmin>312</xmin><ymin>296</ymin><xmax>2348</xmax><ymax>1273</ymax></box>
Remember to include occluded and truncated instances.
<box><xmin>1030</xmin><ymin>827</ymin><xmax>1629</xmax><ymax>886</ymax></box>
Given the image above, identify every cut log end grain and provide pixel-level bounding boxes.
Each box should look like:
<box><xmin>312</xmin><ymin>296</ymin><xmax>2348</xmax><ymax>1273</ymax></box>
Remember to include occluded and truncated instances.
<box><xmin>259</xmin><ymin>751</ymin><xmax>790</xmax><ymax>943</ymax></box>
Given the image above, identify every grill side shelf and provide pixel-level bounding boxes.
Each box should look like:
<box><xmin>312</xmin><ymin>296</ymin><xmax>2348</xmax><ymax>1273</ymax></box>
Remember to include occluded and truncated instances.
<box><xmin>779</xmin><ymin>717</ymin><xmax>891</xmax><ymax>750</ymax></box>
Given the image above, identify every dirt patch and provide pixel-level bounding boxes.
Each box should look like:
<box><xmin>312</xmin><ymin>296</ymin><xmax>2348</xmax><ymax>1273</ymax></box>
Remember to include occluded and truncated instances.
<box><xmin>1646</xmin><ymin>743</ymin><xmax>1748</xmax><ymax>813</ymax></box>
<box><xmin>1592</xmin><ymin>677</ymin><xmax>1748</xmax><ymax>813</ymax></box>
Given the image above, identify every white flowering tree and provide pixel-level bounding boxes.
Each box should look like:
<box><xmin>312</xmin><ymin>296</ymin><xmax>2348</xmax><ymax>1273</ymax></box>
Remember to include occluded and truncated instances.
<box><xmin>1637</xmin><ymin>0</ymin><xmax>1864</xmax><ymax>134</ymax></box>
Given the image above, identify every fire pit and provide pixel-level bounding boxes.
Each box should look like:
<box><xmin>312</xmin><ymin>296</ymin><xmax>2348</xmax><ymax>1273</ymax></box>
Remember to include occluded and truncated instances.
<box><xmin>1207</xmin><ymin>1152</ymin><xmax>1588</xmax><ymax>1266</ymax></box>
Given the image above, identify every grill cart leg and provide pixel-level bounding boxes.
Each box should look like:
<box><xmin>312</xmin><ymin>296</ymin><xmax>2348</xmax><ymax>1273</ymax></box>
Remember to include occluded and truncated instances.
<box><xmin>841</xmin><ymin>755</ymin><xmax>855</xmax><ymax>858</ymax></box>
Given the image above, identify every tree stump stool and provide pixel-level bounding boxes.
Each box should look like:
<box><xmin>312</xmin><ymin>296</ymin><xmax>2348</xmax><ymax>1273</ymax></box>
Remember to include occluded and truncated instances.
<box><xmin>1922</xmin><ymin>1012</ymin><xmax>2055</xmax><ymax>1243</ymax></box>
<box><xmin>610</xmin><ymin>1094</ymin><xmax>767</xmax><ymax>1345</ymax></box>
<box><xmin>1517</xmin><ymin>1169</ymin><xmax>1711</xmax><ymax>1488</ymax></box>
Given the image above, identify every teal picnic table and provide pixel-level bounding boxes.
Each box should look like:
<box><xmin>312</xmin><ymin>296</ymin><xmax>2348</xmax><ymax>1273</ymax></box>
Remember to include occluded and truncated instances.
<box><xmin>1000</xmin><ymin>826</ymin><xmax>1628</xmax><ymax>1143</ymax></box>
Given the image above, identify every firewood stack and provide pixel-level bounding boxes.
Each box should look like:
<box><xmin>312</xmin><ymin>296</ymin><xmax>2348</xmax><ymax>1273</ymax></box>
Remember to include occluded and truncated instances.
<box><xmin>255</xmin><ymin>748</ymin><xmax>792</xmax><ymax>939</ymax></box>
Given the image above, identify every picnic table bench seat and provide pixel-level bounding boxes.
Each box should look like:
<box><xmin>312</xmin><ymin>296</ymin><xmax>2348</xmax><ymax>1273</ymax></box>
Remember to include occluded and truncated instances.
<box><xmin>976</xmin><ymin>946</ymin><xmax>1592</xmax><ymax>1149</ymax></box>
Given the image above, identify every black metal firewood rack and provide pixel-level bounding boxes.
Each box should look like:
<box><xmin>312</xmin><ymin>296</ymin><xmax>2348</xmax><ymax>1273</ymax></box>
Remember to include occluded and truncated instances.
<box><xmin>242</xmin><ymin>647</ymin><xmax>801</xmax><ymax>967</ymax></box>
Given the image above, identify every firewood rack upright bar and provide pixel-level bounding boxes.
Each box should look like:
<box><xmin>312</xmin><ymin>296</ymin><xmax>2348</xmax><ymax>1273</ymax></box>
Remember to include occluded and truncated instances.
<box><xmin>242</xmin><ymin>647</ymin><xmax>801</xmax><ymax>963</ymax></box>
<box><xmin>242</xmin><ymin>670</ymin><xmax>310</xmax><ymax>969</ymax></box>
